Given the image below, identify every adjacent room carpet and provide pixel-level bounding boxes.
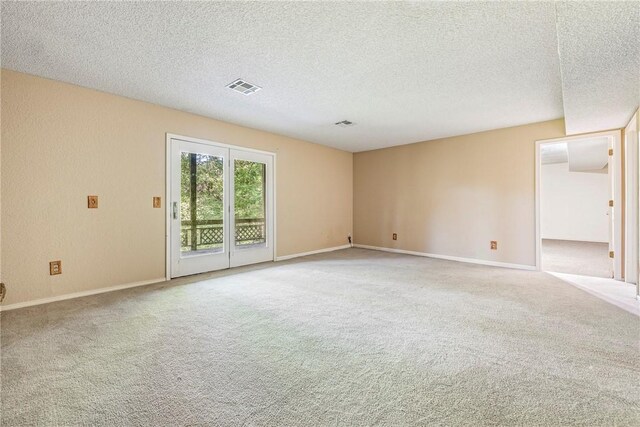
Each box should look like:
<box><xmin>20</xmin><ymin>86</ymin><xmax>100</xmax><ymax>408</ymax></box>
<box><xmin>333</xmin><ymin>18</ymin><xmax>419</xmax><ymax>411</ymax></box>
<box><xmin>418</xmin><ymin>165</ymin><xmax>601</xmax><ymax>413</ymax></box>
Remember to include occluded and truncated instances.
<box><xmin>542</xmin><ymin>238</ymin><xmax>612</xmax><ymax>278</ymax></box>
<box><xmin>2</xmin><ymin>248</ymin><xmax>639</xmax><ymax>426</ymax></box>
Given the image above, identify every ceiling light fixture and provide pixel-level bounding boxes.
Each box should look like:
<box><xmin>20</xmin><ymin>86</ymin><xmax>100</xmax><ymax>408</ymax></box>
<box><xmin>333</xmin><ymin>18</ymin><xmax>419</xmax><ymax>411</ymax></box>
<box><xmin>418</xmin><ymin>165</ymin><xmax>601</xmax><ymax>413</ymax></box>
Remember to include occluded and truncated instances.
<box><xmin>226</xmin><ymin>78</ymin><xmax>261</xmax><ymax>95</ymax></box>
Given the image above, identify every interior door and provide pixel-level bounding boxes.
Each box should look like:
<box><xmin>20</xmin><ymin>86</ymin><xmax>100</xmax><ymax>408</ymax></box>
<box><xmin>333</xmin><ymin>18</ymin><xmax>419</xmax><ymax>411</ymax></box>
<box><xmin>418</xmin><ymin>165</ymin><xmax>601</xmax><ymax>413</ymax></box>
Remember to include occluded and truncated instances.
<box><xmin>230</xmin><ymin>149</ymin><xmax>274</xmax><ymax>267</ymax></box>
<box><xmin>170</xmin><ymin>139</ymin><xmax>229</xmax><ymax>277</ymax></box>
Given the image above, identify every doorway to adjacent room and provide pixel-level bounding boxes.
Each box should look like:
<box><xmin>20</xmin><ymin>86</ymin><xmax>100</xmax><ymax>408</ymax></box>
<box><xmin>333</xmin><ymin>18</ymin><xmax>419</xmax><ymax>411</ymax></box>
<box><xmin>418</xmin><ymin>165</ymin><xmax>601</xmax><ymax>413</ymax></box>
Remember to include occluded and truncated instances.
<box><xmin>536</xmin><ymin>132</ymin><xmax>619</xmax><ymax>279</ymax></box>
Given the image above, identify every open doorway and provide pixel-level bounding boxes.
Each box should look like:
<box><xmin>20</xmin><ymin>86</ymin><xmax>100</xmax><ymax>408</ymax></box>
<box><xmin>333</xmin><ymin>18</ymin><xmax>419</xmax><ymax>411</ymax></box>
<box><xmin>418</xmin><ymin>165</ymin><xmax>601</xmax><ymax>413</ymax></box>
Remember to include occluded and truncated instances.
<box><xmin>535</xmin><ymin>131</ymin><xmax>622</xmax><ymax>280</ymax></box>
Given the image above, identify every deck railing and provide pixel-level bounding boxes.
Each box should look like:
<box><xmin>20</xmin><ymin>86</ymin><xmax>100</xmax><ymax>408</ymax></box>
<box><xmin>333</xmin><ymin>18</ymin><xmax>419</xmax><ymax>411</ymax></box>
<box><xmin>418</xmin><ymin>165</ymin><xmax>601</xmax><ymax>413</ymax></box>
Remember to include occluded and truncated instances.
<box><xmin>181</xmin><ymin>218</ymin><xmax>265</xmax><ymax>251</ymax></box>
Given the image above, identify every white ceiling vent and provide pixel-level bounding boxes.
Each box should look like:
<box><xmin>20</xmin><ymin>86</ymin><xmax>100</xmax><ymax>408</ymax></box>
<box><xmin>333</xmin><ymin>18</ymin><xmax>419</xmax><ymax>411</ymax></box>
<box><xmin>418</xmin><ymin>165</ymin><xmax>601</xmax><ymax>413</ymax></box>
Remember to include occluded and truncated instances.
<box><xmin>335</xmin><ymin>120</ymin><xmax>355</xmax><ymax>127</ymax></box>
<box><xmin>226</xmin><ymin>79</ymin><xmax>261</xmax><ymax>95</ymax></box>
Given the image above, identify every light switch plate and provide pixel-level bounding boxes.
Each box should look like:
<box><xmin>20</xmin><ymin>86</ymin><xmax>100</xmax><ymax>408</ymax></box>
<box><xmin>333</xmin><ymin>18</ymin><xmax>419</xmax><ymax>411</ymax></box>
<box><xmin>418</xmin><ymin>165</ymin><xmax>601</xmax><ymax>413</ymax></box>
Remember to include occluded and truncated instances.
<box><xmin>153</xmin><ymin>197</ymin><xmax>161</xmax><ymax>208</ymax></box>
<box><xmin>88</xmin><ymin>195</ymin><xmax>98</xmax><ymax>209</ymax></box>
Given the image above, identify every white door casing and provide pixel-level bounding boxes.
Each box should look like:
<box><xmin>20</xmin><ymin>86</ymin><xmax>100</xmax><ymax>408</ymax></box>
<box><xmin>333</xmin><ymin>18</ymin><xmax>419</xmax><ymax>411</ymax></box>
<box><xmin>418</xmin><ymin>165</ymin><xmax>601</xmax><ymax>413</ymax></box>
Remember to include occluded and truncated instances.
<box><xmin>535</xmin><ymin>130</ymin><xmax>621</xmax><ymax>280</ymax></box>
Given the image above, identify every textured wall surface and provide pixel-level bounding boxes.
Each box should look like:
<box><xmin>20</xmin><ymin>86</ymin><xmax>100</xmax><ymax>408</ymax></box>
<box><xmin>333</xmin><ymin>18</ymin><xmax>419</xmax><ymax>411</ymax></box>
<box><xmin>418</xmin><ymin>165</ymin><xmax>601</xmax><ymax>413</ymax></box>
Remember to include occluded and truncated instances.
<box><xmin>541</xmin><ymin>163</ymin><xmax>609</xmax><ymax>243</ymax></box>
<box><xmin>1</xmin><ymin>70</ymin><xmax>353</xmax><ymax>306</ymax></box>
<box><xmin>354</xmin><ymin>120</ymin><xmax>566</xmax><ymax>267</ymax></box>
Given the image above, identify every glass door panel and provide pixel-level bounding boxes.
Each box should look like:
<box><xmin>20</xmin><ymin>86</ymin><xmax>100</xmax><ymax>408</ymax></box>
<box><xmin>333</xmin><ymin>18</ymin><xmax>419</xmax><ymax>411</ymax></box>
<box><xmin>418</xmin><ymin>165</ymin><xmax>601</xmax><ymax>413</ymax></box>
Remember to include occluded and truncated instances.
<box><xmin>234</xmin><ymin>159</ymin><xmax>267</xmax><ymax>248</ymax></box>
<box><xmin>180</xmin><ymin>152</ymin><xmax>224</xmax><ymax>256</ymax></box>
<box><xmin>230</xmin><ymin>149</ymin><xmax>274</xmax><ymax>267</ymax></box>
<box><xmin>170</xmin><ymin>139</ymin><xmax>229</xmax><ymax>278</ymax></box>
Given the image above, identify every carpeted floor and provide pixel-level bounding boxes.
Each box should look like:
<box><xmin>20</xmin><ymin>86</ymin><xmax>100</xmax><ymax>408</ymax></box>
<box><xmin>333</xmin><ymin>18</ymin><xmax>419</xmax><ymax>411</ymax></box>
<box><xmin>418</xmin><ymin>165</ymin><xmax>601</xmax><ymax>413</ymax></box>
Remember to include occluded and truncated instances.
<box><xmin>542</xmin><ymin>239</ymin><xmax>612</xmax><ymax>278</ymax></box>
<box><xmin>2</xmin><ymin>248</ymin><xmax>639</xmax><ymax>426</ymax></box>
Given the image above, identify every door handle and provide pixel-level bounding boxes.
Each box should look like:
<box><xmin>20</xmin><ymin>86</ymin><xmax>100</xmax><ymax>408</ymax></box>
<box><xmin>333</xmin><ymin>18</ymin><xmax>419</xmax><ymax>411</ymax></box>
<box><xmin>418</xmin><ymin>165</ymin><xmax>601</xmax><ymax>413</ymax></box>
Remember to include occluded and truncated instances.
<box><xmin>172</xmin><ymin>202</ymin><xmax>178</xmax><ymax>220</ymax></box>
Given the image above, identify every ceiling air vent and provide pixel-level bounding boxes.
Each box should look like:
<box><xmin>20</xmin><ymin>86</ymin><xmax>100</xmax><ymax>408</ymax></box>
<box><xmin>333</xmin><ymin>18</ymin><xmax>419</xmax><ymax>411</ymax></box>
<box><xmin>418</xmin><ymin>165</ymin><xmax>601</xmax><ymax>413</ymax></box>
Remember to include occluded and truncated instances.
<box><xmin>335</xmin><ymin>120</ymin><xmax>355</xmax><ymax>127</ymax></box>
<box><xmin>226</xmin><ymin>78</ymin><xmax>261</xmax><ymax>95</ymax></box>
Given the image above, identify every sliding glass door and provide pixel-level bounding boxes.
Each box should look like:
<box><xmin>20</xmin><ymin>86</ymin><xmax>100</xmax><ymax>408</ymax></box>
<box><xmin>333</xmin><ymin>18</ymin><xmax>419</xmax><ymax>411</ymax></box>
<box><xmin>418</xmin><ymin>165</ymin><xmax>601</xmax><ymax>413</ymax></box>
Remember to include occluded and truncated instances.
<box><xmin>169</xmin><ymin>137</ymin><xmax>274</xmax><ymax>278</ymax></box>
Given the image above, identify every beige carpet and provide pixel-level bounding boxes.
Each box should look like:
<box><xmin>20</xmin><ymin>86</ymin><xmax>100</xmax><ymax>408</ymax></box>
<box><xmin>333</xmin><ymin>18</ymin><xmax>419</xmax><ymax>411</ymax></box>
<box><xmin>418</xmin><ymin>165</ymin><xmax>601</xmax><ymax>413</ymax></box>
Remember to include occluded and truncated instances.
<box><xmin>542</xmin><ymin>239</ymin><xmax>612</xmax><ymax>278</ymax></box>
<box><xmin>2</xmin><ymin>248</ymin><xmax>639</xmax><ymax>426</ymax></box>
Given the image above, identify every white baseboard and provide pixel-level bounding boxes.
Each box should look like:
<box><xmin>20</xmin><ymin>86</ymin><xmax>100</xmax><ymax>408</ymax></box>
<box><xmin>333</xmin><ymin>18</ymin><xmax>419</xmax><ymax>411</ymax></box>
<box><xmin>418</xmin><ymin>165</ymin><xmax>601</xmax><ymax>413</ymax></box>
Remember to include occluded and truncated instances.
<box><xmin>353</xmin><ymin>244</ymin><xmax>536</xmax><ymax>271</ymax></box>
<box><xmin>276</xmin><ymin>244</ymin><xmax>351</xmax><ymax>261</ymax></box>
<box><xmin>1</xmin><ymin>244</ymin><xmax>535</xmax><ymax>311</ymax></box>
<box><xmin>0</xmin><ymin>277</ymin><xmax>167</xmax><ymax>312</ymax></box>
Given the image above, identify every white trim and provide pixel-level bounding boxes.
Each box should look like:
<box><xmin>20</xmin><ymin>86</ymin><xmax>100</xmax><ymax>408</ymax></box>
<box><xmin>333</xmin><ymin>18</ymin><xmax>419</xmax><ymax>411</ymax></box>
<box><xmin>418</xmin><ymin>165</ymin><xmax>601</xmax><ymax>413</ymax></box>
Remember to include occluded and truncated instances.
<box><xmin>272</xmin><ymin>154</ymin><xmax>278</xmax><ymax>262</ymax></box>
<box><xmin>613</xmin><ymin>130</ymin><xmax>623</xmax><ymax>280</ymax></box>
<box><xmin>534</xmin><ymin>130</ymin><xmax>622</xmax><ymax>280</ymax></box>
<box><xmin>534</xmin><ymin>130</ymin><xmax>622</xmax><ymax>146</ymax></box>
<box><xmin>276</xmin><ymin>244</ymin><xmax>351</xmax><ymax>261</ymax></box>
<box><xmin>166</xmin><ymin>133</ymin><xmax>275</xmax><ymax>156</ymax></box>
<box><xmin>165</xmin><ymin>134</ymin><xmax>172</xmax><ymax>281</ymax></box>
<box><xmin>535</xmin><ymin>138</ymin><xmax>542</xmax><ymax>272</ymax></box>
<box><xmin>624</xmin><ymin>112</ymin><xmax>638</xmax><ymax>285</ymax></box>
<box><xmin>0</xmin><ymin>277</ymin><xmax>167</xmax><ymax>312</ymax></box>
<box><xmin>353</xmin><ymin>244</ymin><xmax>536</xmax><ymax>270</ymax></box>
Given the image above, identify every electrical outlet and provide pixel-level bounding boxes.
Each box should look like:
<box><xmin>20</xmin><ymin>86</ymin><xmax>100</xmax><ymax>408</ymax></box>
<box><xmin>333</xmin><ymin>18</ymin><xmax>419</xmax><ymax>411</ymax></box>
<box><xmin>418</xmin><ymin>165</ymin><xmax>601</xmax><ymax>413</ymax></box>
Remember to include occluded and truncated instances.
<box><xmin>153</xmin><ymin>197</ymin><xmax>161</xmax><ymax>208</ymax></box>
<box><xmin>88</xmin><ymin>195</ymin><xmax>98</xmax><ymax>209</ymax></box>
<box><xmin>490</xmin><ymin>241</ymin><xmax>498</xmax><ymax>250</ymax></box>
<box><xmin>393</xmin><ymin>233</ymin><xmax>398</xmax><ymax>240</ymax></box>
<box><xmin>50</xmin><ymin>260</ymin><xmax>62</xmax><ymax>275</ymax></box>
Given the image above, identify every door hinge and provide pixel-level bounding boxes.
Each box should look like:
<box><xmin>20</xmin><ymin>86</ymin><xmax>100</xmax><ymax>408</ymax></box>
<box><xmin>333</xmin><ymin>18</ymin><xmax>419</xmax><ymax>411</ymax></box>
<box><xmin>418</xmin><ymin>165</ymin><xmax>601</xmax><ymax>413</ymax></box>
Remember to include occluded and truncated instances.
<box><xmin>609</xmin><ymin>251</ymin><xmax>615</xmax><ymax>258</ymax></box>
<box><xmin>609</xmin><ymin>200</ymin><xmax>614</xmax><ymax>207</ymax></box>
<box><xmin>609</xmin><ymin>148</ymin><xmax>614</xmax><ymax>156</ymax></box>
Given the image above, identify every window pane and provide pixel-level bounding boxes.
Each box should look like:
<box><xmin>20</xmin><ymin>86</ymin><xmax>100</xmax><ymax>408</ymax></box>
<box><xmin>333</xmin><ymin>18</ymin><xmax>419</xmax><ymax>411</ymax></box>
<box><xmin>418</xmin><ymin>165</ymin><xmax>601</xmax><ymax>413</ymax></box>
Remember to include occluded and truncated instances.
<box><xmin>180</xmin><ymin>152</ymin><xmax>224</xmax><ymax>255</ymax></box>
<box><xmin>234</xmin><ymin>160</ymin><xmax>266</xmax><ymax>247</ymax></box>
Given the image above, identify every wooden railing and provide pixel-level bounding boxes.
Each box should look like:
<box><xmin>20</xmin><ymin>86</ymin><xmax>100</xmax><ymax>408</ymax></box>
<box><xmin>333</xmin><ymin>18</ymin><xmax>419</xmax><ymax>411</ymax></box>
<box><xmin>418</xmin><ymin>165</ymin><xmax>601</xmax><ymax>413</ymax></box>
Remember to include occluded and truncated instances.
<box><xmin>181</xmin><ymin>218</ymin><xmax>265</xmax><ymax>251</ymax></box>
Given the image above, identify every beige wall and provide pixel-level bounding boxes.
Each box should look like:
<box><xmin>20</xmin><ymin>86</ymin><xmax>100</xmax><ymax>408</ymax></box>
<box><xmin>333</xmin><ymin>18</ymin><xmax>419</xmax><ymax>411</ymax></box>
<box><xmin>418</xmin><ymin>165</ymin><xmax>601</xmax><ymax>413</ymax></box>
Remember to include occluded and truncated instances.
<box><xmin>354</xmin><ymin>119</ymin><xmax>566</xmax><ymax>267</ymax></box>
<box><xmin>1</xmin><ymin>70</ymin><xmax>353</xmax><ymax>306</ymax></box>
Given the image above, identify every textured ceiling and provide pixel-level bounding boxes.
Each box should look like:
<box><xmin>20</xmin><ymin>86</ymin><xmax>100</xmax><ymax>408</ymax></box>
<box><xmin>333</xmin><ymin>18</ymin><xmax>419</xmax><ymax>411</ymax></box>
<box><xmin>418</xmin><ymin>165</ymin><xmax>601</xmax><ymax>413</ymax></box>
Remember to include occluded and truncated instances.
<box><xmin>556</xmin><ymin>2</ymin><xmax>640</xmax><ymax>135</ymax></box>
<box><xmin>1</xmin><ymin>2</ymin><xmax>636</xmax><ymax>152</ymax></box>
<box><xmin>0</xmin><ymin>1</ymin><xmax>564</xmax><ymax>152</ymax></box>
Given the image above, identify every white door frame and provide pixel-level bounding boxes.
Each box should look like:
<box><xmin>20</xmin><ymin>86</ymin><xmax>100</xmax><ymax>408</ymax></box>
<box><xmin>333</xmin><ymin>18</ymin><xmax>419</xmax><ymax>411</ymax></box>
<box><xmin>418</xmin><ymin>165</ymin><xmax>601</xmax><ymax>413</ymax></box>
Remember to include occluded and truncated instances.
<box><xmin>165</xmin><ymin>133</ymin><xmax>277</xmax><ymax>280</ymax></box>
<box><xmin>535</xmin><ymin>130</ymin><xmax>622</xmax><ymax>280</ymax></box>
<box><xmin>624</xmin><ymin>112</ymin><xmax>638</xmax><ymax>286</ymax></box>
<box><xmin>169</xmin><ymin>140</ymin><xmax>230</xmax><ymax>277</ymax></box>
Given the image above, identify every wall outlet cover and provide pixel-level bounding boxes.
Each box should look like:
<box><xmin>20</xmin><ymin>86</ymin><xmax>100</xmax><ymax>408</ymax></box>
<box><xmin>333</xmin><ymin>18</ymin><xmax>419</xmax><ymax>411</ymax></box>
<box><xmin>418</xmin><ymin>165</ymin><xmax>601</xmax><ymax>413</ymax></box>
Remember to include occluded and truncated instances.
<box><xmin>153</xmin><ymin>197</ymin><xmax>162</xmax><ymax>208</ymax></box>
<box><xmin>490</xmin><ymin>241</ymin><xmax>498</xmax><ymax>250</ymax></box>
<box><xmin>50</xmin><ymin>260</ymin><xmax>62</xmax><ymax>275</ymax></box>
<box><xmin>88</xmin><ymin>195</ymin><xmax>98</xmax><ymax>209</ymax></box>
